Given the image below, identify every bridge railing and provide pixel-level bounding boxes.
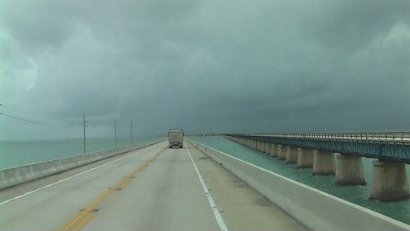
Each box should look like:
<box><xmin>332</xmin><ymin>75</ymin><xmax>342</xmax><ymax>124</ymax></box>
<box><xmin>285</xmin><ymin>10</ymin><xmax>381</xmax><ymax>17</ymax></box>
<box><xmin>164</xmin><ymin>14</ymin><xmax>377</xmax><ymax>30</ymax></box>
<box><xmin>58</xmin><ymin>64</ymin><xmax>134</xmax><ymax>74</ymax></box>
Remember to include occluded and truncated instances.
<box><xmin>227</xmin><ymin>132</ymin><xmax>410</xmax><ymax>163</ymax></box>
<box><xmin>258</xmin><ymin>132</ymin><xmax>410</xmax><ymax>144</ymax></box>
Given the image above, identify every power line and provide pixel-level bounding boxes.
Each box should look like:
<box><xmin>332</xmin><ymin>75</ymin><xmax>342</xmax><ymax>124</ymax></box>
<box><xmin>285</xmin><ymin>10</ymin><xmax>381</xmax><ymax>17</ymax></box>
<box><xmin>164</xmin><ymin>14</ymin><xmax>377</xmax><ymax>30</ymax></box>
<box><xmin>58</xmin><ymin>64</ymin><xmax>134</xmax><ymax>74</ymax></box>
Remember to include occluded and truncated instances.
<box><xmin>0</xmin><ymin>111</ymin><xmax>73</xmax><ymax>127</ymax></box>
<box><xmin>0</xmin><ymin>112</ymin><xmax>40</xmax><ymax>124</ymax></box>
<box><xmin>0</xmin><ymin>104</ymin><xmax>81</xmax><ymax>128</ymax></box>
<box><xmin>0</xmin><ymin>103</ymin><xmax>45</xmax><ymax>120</ymax></box>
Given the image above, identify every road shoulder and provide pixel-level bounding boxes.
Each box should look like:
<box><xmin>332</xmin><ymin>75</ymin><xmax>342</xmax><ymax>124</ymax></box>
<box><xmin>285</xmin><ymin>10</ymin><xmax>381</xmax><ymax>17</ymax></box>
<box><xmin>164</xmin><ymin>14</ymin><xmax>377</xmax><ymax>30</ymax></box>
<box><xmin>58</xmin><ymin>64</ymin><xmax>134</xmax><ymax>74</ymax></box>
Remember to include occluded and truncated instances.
<box><xmin>188</xmin><ymin>143</ymin><xmax>307</xmax><ymax>231</ymax></box>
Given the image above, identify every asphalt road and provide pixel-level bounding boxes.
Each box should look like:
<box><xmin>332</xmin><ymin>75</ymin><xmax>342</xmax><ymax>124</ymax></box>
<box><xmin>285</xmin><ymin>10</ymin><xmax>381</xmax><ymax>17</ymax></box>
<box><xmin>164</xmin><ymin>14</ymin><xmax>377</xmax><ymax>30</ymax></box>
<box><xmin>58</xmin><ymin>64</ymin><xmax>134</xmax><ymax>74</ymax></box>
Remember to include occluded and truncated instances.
<box><xmin>0</xmin><ymin>141</ymin><xmax>306</xmax><ymax>231</ymax></box>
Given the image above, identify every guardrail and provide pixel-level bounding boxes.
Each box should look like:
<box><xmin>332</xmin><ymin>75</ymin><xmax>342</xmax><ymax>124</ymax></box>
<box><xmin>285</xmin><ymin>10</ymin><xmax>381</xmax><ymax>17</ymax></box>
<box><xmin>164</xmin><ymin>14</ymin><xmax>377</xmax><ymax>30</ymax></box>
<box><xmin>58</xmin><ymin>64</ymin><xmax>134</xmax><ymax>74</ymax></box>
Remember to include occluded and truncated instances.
<box><xmin>227</xmin><ymin>133</ymin><xmax>410</xmax><ymax>163</ymax></box>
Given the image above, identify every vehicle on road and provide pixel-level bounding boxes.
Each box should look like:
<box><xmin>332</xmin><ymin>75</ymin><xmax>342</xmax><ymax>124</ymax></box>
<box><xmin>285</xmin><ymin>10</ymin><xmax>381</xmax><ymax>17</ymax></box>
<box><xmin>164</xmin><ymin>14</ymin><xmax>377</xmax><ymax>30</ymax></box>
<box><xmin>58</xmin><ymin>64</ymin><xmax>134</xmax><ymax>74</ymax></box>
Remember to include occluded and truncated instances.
<box><xmin>168</xmin><ymin>129</ymin><xmax>184</xmax><ymax>148</ymax></box>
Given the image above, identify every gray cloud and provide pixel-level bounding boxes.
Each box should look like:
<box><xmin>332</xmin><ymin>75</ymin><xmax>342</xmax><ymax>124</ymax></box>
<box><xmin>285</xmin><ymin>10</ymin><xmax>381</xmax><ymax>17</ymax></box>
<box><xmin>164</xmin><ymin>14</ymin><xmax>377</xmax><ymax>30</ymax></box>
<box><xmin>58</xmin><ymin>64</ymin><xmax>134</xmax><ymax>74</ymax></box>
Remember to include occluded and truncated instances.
<box><xmin>1</xmin><ymin>0</ymin><xmax>410</xmax><ymax>140</ymax></box>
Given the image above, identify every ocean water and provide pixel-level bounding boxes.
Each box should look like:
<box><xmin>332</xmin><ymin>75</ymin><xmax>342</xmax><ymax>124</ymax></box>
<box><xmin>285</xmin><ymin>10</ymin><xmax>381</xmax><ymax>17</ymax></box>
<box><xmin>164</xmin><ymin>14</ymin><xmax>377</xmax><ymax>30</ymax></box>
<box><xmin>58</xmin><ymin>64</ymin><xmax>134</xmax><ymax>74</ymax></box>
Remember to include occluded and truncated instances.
<box><xmin>0</xmin><ymin>136</ymin><xmax>161</xmax><ymax>170</ymax></box>
<box><xmin>191</xmin><ymin>136</ymin><xmax>410</xmax><ymax>225</ymax></box>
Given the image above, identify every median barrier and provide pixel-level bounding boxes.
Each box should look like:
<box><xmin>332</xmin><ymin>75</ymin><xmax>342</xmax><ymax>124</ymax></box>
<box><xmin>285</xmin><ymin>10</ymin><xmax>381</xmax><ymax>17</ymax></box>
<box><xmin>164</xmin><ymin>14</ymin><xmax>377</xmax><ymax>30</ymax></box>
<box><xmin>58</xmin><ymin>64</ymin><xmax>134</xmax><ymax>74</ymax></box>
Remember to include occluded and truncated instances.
<box><xmin>189</xmin><ymin>140</ymin><xmax>409</xmax><ymax>231</ymax></box>
<box><xmin>0</xmin><ymin>139</ymin><xmax>164</xmax><ymax>190</ymax></box>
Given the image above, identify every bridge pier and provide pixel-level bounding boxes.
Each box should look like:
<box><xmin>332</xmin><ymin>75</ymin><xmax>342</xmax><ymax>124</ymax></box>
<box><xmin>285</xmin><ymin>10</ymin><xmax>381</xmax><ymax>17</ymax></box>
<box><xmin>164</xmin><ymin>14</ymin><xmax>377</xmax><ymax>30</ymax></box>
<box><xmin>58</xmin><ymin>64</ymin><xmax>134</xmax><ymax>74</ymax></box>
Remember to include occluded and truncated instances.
<box><xmin>285</xmin><ymin>146</ymin><xmax>298</xmax><ymax>164</ymax></box>
<box><xmin>263</xmin><ymin>143</ymin><xmax>270</xmax><ymax>154</ymax></box>
<box><xmin>263</xmin><ymin>142</ymin><xmax>269</xmax><ymax>154</ymax></box>
<box><xmin>261</xmin><ymin>142</ymin><xmax>266</xmax><ymax>153</ymax></box>
<box><xmin>270</xmin><ymin>144</ymin><xmax>277</xmax><ymax>157</ymax></box>
<box><xmin>313</xmin><ymin>150</ymin><xmax>335</xmax><ymax>175</ymax></box>
<box><xmin>257</xmin><ymin>141</ymin><xmax>262</xmax><ymax>151</ymax></box>
<box><xmin>264</xmin><ymin>142</ymin><xmax>269</xmax><ymax>154</ymax></box>
<box><xmin>335</xmin><ymin>154</ymin><xmax>366</xmax><ymax>186</ymax></box>
<box><xmin>277</xmin><ymin>145</ymin><xmax>285</xmax><ymax>160</ymax></box>
<box><xmin>265</xmin><ymin>142</ymin><xmax>269</xmax><ymax>153</ymax></box>
<box><xmin>370</xmin><ymin>160</ymin><xmax>409</xmax><ymax>201</ymax></box>
<box><xmin>296</xmin><ymin>148</ymin><xmax>313</xmax><ymax>168</ymax></box>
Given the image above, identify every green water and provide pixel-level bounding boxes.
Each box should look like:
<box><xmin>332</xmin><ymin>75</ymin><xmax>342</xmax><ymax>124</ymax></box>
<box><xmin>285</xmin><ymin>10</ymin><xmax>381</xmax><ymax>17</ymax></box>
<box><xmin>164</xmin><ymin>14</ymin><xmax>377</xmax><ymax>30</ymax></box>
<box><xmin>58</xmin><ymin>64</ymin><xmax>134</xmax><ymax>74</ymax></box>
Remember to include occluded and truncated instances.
<box><xmin>191</xmin><ymin>136</ymin><xmax>410</xmax><ymax>224</ymax></box>
<box><xmin>0</xmin><ymin>136</ymin><xmax>161</xmax><ymax>170</ymax></box>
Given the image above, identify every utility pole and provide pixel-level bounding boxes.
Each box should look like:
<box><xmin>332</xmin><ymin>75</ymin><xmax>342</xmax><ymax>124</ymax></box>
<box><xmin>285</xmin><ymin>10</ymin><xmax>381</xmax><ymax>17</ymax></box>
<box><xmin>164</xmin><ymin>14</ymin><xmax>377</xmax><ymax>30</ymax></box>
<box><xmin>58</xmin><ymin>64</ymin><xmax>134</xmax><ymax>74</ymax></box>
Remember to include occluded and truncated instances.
<box><xmin>82</xmin><ymin>114</ymin><xmax>88</xmax><ymax>153</ymax></box>
<box><xmin>114</xmin><ymin>120</ymin><xmax>117</xmax><ymax>147</ymax></box>
<box><xmin>131</xmin><ymin>120</ymin><xmax>134</xmax><ymax>144</ymax></box>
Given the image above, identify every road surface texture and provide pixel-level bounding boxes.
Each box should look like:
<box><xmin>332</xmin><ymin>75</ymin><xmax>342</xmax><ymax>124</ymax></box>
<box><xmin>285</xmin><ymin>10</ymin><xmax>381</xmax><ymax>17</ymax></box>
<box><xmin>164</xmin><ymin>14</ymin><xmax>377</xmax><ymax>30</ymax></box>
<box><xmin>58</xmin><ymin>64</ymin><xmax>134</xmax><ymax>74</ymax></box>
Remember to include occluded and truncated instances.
<box><xmin>0</xmin><ymin>141</ymin><xmax>306</xmax><ymax>231</ymax></box>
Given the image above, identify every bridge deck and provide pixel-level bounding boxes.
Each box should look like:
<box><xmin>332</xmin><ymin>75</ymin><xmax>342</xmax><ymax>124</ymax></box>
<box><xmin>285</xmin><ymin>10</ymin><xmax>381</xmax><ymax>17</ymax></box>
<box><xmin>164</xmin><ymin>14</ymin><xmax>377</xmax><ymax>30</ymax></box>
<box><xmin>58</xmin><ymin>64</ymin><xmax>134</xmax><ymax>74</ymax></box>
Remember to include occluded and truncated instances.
<box><xmin>0</xmin><ymin>142</ymin><xmax>306</xmax><ymax>231</ymax></box>
<box><xmin>230</xmin><ymin>134</ymin><xmax>410</xmax><ymax>163</ymax></box>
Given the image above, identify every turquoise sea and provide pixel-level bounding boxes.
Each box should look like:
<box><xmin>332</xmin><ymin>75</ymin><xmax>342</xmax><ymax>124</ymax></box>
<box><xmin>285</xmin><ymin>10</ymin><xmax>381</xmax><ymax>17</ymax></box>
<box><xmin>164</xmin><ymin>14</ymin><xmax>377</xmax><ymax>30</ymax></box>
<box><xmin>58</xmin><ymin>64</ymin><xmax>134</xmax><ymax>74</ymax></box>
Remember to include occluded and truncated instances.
<box><xmin>191</xmin><ymin>136</ymin><xmax>410</xmax><ymax>225</ymax></box>
<box><xmin>0</xmin><ymin>136</ymin><xmax>161</xmax><ymax>170</ymax></box>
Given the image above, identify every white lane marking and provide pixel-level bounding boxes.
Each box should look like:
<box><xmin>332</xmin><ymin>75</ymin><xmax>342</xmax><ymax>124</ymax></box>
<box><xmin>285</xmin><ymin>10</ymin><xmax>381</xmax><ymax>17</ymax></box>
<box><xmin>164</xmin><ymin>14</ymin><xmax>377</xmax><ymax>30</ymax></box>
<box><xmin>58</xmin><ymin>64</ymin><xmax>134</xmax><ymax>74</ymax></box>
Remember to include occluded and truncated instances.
<box><xmin>186</xmin><ymin>144</ymin><xmax>229</xmax><ymax>231</ymax></box>
<box><xmin>0</xmin><ymin>145</ymin><xmax>158</xmax><ymax>206</ymax></box>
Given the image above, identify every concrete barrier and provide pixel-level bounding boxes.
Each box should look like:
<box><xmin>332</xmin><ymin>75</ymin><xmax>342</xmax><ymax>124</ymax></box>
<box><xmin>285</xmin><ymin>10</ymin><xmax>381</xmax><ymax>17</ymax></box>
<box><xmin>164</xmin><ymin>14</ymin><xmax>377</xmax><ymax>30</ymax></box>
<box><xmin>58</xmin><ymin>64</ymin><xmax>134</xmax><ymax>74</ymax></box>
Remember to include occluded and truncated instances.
<box><xmin>0</xmin><ymin>139</ymin><xmax>164</xmax><ymax>190</ymax></box>
<box><xmin>189</xmin><ymin>140</ymin><xmax>409</xmax><ymax>231</ymax></box>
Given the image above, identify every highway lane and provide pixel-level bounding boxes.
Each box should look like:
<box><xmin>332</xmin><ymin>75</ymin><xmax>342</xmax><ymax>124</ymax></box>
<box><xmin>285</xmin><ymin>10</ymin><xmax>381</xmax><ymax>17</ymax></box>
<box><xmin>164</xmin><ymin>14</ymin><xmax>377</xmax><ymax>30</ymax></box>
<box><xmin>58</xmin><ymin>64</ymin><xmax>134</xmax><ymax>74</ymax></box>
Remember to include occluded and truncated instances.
<box><xmin>0</xmin><ymin>143</ymin><xmax>166</xmax><ymax>230</ymax></box>
<box><xmin>0</xmin><ymin>141</ymin><xmax>307</xmax><ymax>231</ymax></box>
<box><xmin>81</xmin><ymin>144</ymin><xmax>220</xmax><ymax>231</ymax></box>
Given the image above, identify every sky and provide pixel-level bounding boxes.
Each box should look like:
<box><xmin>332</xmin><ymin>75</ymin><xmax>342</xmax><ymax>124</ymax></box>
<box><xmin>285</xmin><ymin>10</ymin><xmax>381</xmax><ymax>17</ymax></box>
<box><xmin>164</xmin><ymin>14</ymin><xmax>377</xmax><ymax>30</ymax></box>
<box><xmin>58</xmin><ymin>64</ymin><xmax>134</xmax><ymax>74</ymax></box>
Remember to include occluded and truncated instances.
<box><xmin>1</xmin><ymin>0</ymin><xmax>410</xmax><ymax>140</ymax></box>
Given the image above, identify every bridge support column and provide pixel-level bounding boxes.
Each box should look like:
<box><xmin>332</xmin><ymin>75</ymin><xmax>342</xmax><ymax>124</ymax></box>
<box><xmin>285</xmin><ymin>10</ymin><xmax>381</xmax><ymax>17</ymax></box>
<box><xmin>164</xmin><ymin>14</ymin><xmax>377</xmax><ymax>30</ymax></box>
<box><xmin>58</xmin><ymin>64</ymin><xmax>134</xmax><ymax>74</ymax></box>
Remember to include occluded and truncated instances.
<box><xmin>370</xmin><ymin>160</ymin><xmax>409</xmax><ymax>201</ymax></box>
<box><xmin>265</xmin><ymin>143</ymin><xmax>271</xmax><ymax>154</ymax></box>
<box><xmin>265</xmin><ymin>142</ymin><xmax>269</xmax><ymax>153</ymax></box>
<box><xmin>313</xmin><ymin>150</ymin><xmax>335</xmax><ymax>175</ymax></box>
<box><xmin>286</xmin><ymin>146</ymin><xmax>298</xmax><ymax>164</ymax></box>
<box><xmin>264</xmin><ymin>143</ymin><xmax>271</xmax><ymax>154</ymax></box>
<box><xmin>297</xmin><ymin>148</ymin><xmax>313</xmax><ymax>168</ymax></box>
<box><xmin>260</xmin><ymin>142</ymin><xmax>265</xmax><ymax>153</ymax></box>
<box><xmin>257</xmin><ymin>141</ymin><xmax>261</xmax><ymax>151</ymax></box>
<box><xmin>335</xmin><ymin>154</ymin><xmax>366</xmax><ymax>185</ymax></box>
<box><xmin>277</xmin><ymin>145</ymin><xmax>285</xmax><ymax>160</ymax></box>
<box><xmin>270</xmin><ymin>144</ymin><xmax>277</xmax><ymax>157</ymax></box>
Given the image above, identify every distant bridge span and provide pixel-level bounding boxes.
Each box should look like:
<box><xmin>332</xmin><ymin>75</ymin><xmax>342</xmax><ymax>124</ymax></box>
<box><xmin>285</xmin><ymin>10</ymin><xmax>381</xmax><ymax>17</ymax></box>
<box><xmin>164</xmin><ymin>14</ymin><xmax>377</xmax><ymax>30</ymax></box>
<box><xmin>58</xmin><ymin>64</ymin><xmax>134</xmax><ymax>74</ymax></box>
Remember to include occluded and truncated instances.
<box><xmin>226</xmin><ymin>132</ymin><xmax>410</xmax><ymax>202</ymax></box>
<box><xmin>227</xmin><ymin>132</ymin><xmax>410</xmax><ymax>163</ymax></box>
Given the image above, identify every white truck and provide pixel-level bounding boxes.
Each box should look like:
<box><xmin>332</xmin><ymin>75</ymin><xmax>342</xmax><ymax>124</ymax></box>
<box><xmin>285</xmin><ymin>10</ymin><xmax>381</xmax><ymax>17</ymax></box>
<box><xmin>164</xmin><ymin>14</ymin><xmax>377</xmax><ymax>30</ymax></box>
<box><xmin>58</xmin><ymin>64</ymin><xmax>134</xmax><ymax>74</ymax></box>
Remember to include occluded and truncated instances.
<box><xmin>168</xmin><ymin>129</ymin><xmax>184</xmax><ymax>148</ymax></box>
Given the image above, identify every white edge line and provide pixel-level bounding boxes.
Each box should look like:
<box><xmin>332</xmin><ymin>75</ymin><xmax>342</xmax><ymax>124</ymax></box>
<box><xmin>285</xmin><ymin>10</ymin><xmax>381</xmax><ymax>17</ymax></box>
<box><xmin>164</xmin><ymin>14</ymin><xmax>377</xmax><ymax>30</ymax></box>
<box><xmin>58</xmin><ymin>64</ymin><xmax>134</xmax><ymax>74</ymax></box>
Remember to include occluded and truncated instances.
<box><xmin>186</xmin><ymin>143</ymin><xmax>229</xmax><ymax>231</ymax></box>
<box><xmin>0</xmin><ymin>145</ymin><xmax>155</xmax><ymax>206</ymax></box>
<box><xmin>191</xmin><ymin>140</ymin><xmax>410</xmax><ymax>229</ymax></box>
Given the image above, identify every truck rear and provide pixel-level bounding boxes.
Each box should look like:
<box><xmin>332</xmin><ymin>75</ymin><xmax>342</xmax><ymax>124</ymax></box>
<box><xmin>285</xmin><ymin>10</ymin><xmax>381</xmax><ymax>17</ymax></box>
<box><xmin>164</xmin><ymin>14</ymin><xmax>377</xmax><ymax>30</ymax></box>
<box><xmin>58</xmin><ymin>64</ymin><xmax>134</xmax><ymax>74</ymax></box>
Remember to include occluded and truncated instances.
<box><xmin>168</xmin><ymin>129</ymin><xmax>184</xmax><ymax>148</ymax></box>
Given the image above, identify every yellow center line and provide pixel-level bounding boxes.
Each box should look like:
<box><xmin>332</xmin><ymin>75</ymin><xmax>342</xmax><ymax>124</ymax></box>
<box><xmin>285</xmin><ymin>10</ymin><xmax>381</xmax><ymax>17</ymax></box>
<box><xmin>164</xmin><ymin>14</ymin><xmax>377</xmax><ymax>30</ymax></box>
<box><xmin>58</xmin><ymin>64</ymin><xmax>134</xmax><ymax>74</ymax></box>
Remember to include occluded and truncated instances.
<box><xmin>72</xmin><ymin>213</ymin><xmax>93</xmax><ymax>231</ymax></box>
<box><xmin>60</xmin><ymin>147</ymin><xmax>166</xmax><ymax>231</ymax></box>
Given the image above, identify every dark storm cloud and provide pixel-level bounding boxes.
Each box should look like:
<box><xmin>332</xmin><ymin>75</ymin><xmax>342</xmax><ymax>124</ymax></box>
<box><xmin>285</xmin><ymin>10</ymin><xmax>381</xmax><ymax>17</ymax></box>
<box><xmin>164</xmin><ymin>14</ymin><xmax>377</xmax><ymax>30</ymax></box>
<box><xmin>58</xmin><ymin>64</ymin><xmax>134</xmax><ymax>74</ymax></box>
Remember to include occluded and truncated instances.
<box><xmin>1</xmin><ymin>0</ymin><xmax>410</xmax><ymax>140</ymax></box>
<box><xmin>309</xmin><ymin>0</ymin><xmax>410</xmax><ymax>51</ymax></box>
